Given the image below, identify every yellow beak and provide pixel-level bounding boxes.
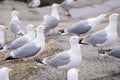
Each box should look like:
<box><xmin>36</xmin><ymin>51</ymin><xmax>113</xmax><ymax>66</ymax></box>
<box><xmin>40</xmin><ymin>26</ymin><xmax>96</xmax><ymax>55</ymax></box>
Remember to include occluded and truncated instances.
<box><xmin>4</xmin><ymin>27</ymin><xmax>9</xmax><ymax>30</ymax></box>
<box><xmin>78</xmin><ymin>37</ymin><xmax>84</xmax><ymax>41</ymax></box>
<box><xmin>44</xmin><ymin>25</ymin><xmax>49</xmax><ymax>29</ymax></box>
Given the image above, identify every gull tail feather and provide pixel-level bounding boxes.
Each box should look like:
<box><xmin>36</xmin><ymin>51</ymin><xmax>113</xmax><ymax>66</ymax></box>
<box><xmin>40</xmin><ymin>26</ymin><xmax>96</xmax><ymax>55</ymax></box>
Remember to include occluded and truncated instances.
<box><xmin>98</xmin><ymin>49</ymin><xmax>113</xmax><ymax>54</ymax></box>
<box><xmin>0</xmin><ymin>47</ymin><xmax>3</xmax><ymax>50</ymax></box>
<box><xmin>58</xmin><ymin>29</ymin><xmax>65</xmax><ymax>33</ymax></box>
<box><xmin>4</xmin><ymin>56</ymin><xmax>18</xmax><ymax>61</ymax></box>
<box><xmin>34</xmin><ymin>58</ymin><xmax>44</xmax><ymax>64</ymax></box>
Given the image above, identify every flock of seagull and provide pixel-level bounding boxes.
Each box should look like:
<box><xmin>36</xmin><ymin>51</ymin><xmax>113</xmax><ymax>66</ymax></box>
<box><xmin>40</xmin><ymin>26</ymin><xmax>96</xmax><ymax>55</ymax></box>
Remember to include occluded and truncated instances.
<box><xmin>0</xmin><ymin>0</ymin><xmax>120</xmax><ymax>80</ymax></box>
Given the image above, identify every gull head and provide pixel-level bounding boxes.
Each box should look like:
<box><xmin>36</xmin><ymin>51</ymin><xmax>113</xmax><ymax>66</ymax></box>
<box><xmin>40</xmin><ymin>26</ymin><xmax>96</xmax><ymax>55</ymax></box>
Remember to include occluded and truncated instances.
<box><xmin>11</xmin><ymin>10</ymin><xmax>20</xmax><ymax>17</ymax></box>
<box><xmin>0</xmin><ymin>25</ymin><xmax>8</xmax><ymax>31</ymax></box>
<box><xmin>26</xmin><ymin>24</ymin><xmax>37</xmax><ymax>32</ymax></box>
<box><xmin>109</xmin><ymin>13</ymin><xmax>120</xmax><ymax>21</ymax></box>
<box><xmin>0</xmin><ymin>67</ymin><xmax>12</xmax><ymax>80</ymax></box>
<box><xmin>52</xmin><ymin>3</ymin><xmax>60</xmax><ymax>8</ymax></box>
<box><xmin>97</xmin><ymin>14</ymin><xmax>107</xmax><ymax>21</ymax></box>
<box><xmin>69</xmin><ymin>36</ymin><xmax>84</xmax><ymax>45</ymax></box>
<box><xmin>36</xmin><ymin>25</ymin><xmax>48</xmax><ymax>32</ymax></box>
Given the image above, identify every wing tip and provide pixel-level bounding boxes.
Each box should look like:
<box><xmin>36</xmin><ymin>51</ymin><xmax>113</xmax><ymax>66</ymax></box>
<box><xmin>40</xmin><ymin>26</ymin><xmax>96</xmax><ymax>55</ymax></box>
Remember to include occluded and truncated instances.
<box><xmin>34</xmin><ymin>58</ymin><xmax>44</xmax><ymax>64</ymax></box>
<box><xmin>4</xmin><ymin>56</ymin><xmax>16</xmax><ymax>61</ymax></box>
<box><xmin>58</xmin><ymin>29</ymin><xmax>65</xmax><ymax>33</ymax></box>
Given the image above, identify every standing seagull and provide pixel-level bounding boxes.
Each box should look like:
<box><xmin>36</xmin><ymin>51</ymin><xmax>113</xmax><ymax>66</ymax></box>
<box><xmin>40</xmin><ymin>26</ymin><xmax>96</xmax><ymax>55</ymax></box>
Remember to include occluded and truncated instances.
<box><xmin>59</xmin><ymin>14</ymin><xmax>106</xmax><ymax>35</ymax></box>
<box><xmin>9</xmin><ymin>10</ymin><xmax>24</xmax><ymax>38</ymax></box>
<box><xmin>42</xmin><ymin>3</ymin><xmax>60</xmax><ymax>33</ymax></box>
<box><xmin>1</xmin><ymin>24</ymin><xmax>36</xmax><ymax>50</ymax></box>
<box><xmin>0</xmin><ymin>67</ymin><xmax>12</xmax><ymax>80</ymax></box>
<box><xmin>81</xmin><ymin>14</ymin><xmax>120</xmax><ymax>52</ymax></box>
<box><xmin>4</xmin><ymin>25</ymin><xmax>48</xmax><ymax>61</ymax></box>
<box><xmin>60</xmin><ymin>0</ymin><xmax>77</xmax><ymax>16</ymax></box>
<box><xmin>35</xmin><ymin>36</ymin><xmax>83</xmax><ymax>71</ymax></box>
<box><xmin>67</xmin><ymin>68</ymin><xmax>78</xmax><ymax>80</ymax></box>
<box><xmin>0</xmin><ymin>25</ymin><xmax>8</xmax><ymax>49</ymax></box>
<box><xmin>28</xmin><ymin>0</ymin><xmax>41</xmax><ymax>8</ymax></box>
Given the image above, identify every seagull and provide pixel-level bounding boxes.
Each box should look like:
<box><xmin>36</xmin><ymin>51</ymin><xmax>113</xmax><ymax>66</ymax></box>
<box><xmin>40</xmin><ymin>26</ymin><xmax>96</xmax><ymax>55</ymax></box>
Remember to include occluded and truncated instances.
<box><xmin>67</xmin><ymin>68</ymin><xmax>78</xmax><ymax>80</ymax></box>
<box><xmin>98</xmin><ymin>46</ymin><xmax>120</xmax><ymax>58</ymax></box>
<box><xmin>0</xmin><ymin>24</ymin><xmax>36</xmax><ymax>51</ymax></box>
<box><xmin>51</xmin><ymin>3</ymin><xmax>60</xmax><ymax>21</ymax></box>
<box><xmin>80</xmin><ymin>13</ymin><xmax>120</xmax><ymax>53</ymax></box>
<box><xmin>9</xmin><ymin>10</ymin><xmax>24</xmax><ymax>38</ymax></box>
<box><xmin>0</xmin><ymin>25</ymin><xmax>8</xmax><ymax>49</ymax></box>
<box><xmin>42</xmin><ymin>15</ymin><xmax>59</xmax><ymax>33</ymax></box>
<box><xmin>60</xmin><ymin>0</ymin><xmax>77</xmax><ymax>16</ymax></box>
<box><xmin>42</xmin><ymin>3</ymin><xmax>60</xmax><ymax>33</ymax></box>
<box><xmin>35</xmin><ymin>36</ymin><xmax>83</xmax><ymax>71</ymax></box>
<box><xmin>0</xmin><ymin>67</ymin><xmax>12</xmax><ymax>80</ymax></box>
<box><xmin>59</xmin><ymin>14</ymin><xmax>107</xmax><ymax>35</ymax></box>
<box><xmin>28</xmin><ymin>0</ymin><xmax>41</xmax><ymax>8</ymax></box>
<box><xmin>4</xmin><ymin>25</ymin><xmax>48</xmax><ymax>61</ymax></box>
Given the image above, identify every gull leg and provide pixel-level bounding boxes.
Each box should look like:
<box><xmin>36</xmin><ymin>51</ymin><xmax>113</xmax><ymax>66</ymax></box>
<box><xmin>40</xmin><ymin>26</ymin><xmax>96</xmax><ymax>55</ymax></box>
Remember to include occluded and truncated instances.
<box><xmin>65</xmin><ymin>70</ymin><xmax>67</xmax><ymax>80</ymax></box>
<box><xmin>14</xmin><ymin>34</ymin><xmax>16</xmax><ymax>39</ymax></box>
<box><xmin>97</xmin><ymin>48</ymin><xmax>103</xmax><ymax>59</ymax></box>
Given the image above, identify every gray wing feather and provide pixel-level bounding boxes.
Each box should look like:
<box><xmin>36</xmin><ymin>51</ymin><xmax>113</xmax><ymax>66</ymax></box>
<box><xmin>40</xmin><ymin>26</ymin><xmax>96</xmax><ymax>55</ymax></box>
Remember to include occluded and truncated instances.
<box><xmin>109</xmin><ymin>46</ymin><xmax>120</xmax><ymax>58</ymax></box>
<box><xmin>45</xmin><ymin>16</ymin><xmax>59</xmax><ymax>29</ymax></box>
<box><xmin>42</xmin><ymin>16</ymin><xmax>59</xmax><ymax>33</ymax></box>
<box><xmin>44</xmin><ymin>52</ymin><xmax>70</xmax><ymax>68</ymax></box>
<box><xmin>9</xmin><ymin>19</ymin><xmax>23</xmax><ymax>33</ymax></box>
<box><xmin>84</xmin><ymin>30</ymin><xmax>107</xmax><ymax>47</ymax></box>
<box><xmin>5</xmin><ymin>36</ymin><xmax>28</xmax><ymax>50</ymax></box>
<box><xmin>13</xmin><ymin>42</ymin><xmax>41</xmax><ymax>58</ymax></box>
<box><xmin>67</xmin><ymin>20</ymin><xmax>91</xmax><ymax>35</ymax></box>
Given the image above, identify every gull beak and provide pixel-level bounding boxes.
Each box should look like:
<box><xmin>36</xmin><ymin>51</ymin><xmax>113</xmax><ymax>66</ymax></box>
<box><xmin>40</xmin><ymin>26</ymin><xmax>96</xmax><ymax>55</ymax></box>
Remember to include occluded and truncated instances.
<box><xmin>44</xmin><ymin>25</ymin><xmax>49</xmax><ymax>29</ymax></box>
<box><xmin>78</xmin><ymin>37</ymin><xmax>84</xmax><ymax>44</ymax></box>
<box><xmin>58</xmin><ymin>4</ymin><xmax>61</xmax><ymax>7</ymax></box>
<box><xmin>33</xmin><ymin>25</ymin><xmax>38</xmax><ymax>28</ymax></box>
<box><xmin>4</xmin><ymin>27</ymin><xmax>9</xmax><ymax>30</ymax></box>
<box><xmin>78</xmin><ymin>37</ymin><xmax>84</xmax><ymax>41</ymax></box>
<box><xmin>8</xmin><ymin>69</ymin><xmax>12</xmax><ymax>72</ymax></box>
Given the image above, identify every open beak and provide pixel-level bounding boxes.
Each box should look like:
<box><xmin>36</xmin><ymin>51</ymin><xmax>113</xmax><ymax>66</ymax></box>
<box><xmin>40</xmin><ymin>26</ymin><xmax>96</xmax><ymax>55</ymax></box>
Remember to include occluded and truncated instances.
<box><xmin>78</xmin><ymin>37</ymin><xmax>88</xmax><ymax>45</ymax></box>
<box><xmin>78</xmin><ymin>37</ymin><xmax>84</xmax><ymax>44</ymax></box>
<box><xmin>78</xmin><ymin>37</ymin><xmax>84</xmax><ymax>41</ymax></box>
